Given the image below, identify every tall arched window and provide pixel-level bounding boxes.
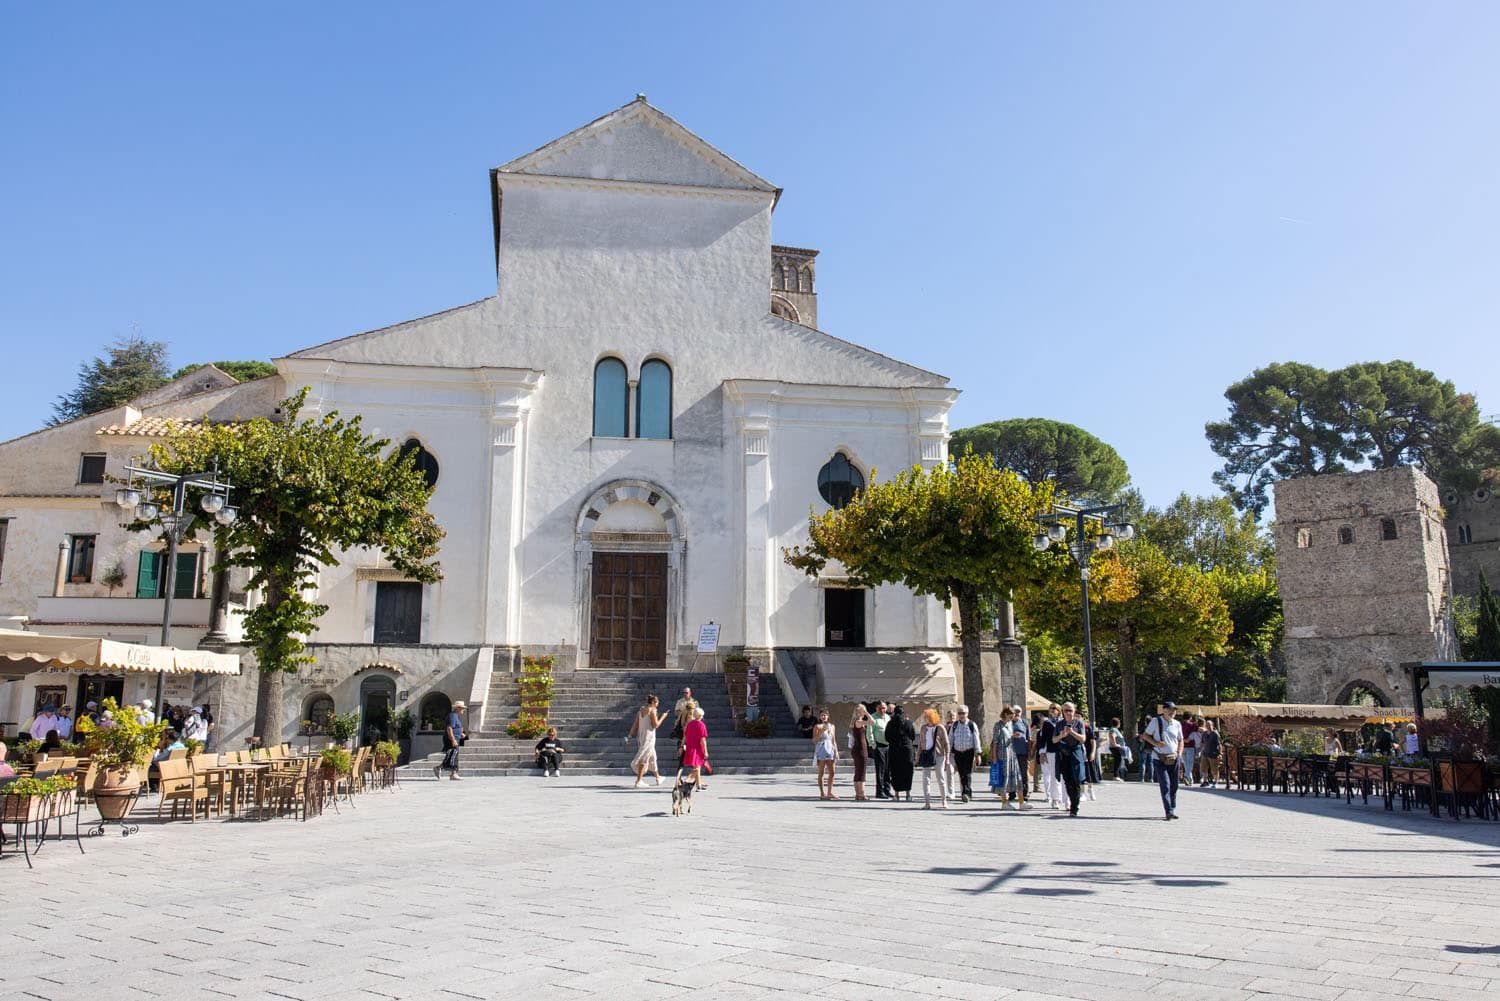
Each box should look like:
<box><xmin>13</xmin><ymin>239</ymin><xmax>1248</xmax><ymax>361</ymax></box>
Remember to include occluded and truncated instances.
<box><xmin>418</xmin><ymin>691</ymin><xmax>452</xmax><ymax>732</ymax></box>
<box><xmin>818</xmin><ymin>452</ymin><xmax>865</xmax><ymax>509</ymax></box>
<box><xmin>397</xmin><ymin>438</ymin><xmax>440</xmax><ymax>489</ymax></box>
<box><xmin>636</xmin><ymin>359</ymin><xmax>672</xmax><ymax>440</ymax></box>
<box><xmin>304</xmin><ymin>694</ymin><xmax>335</xmax><ymax>734</ymax></box>
<box><xmin>593</xmin><ymin>357</ymin><xmax>628</xmax><ymax>437</ymax></box>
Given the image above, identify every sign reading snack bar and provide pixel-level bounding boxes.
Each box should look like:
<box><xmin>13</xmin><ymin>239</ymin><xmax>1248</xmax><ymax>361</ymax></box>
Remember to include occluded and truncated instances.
<box><xmin>696</xmin><ymin>622</ymin><xmax>721</xmax><ymax>654</ymax></box>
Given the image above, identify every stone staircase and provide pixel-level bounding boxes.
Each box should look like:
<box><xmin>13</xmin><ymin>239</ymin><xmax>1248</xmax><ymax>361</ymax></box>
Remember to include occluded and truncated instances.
<box><xmin>412</xmin><ymin>670</ymin><xmax>812</xmax><ymax>776</ymax></box>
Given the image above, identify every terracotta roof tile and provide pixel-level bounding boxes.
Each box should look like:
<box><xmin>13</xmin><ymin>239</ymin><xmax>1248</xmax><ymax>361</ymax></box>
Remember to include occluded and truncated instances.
<box><xmin>94</xmin><ymin>417</ymin><xmax>202</xmax><ymax>437</ymax></box>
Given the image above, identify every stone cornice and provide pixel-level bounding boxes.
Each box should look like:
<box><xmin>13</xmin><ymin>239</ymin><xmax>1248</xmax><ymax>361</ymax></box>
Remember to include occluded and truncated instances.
<box><xmin>495</xmin><ymin>171</ymin><xmax>774</xmax><ymax>204</ymax></box>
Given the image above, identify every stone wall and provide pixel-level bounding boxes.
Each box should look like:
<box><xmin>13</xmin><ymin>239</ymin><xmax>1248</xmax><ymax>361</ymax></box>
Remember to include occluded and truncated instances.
<box><xmin>1445</xmin><ymin>486</ymin><xmax>1500</xmax><ymax>597</ymax></box>
<box><xmin>1274</xmin><ymin>466</ymin><xmax>1456</xmax><ymax>705</ymax></box>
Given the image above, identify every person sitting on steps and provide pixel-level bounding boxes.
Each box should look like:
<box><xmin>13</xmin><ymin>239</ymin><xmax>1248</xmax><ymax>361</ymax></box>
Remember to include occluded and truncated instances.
<box><xmin>535</xmin><ymin>727</ymin><xmax>566</xmax><ymax>776</ymax></box>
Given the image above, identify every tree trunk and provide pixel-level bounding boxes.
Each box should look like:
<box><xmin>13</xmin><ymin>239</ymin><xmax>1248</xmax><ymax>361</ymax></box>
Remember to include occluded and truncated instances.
<box><xmin>955</xmin><ymin>584</ymin><xmax>986</xmax><ymax>732</ymax></box>
<box><xmin>1118</xmin><ymin>621</ymin><xmax>1138</xmax><ymax>731</ymax></box>
<box><xmin>254</xmin><ymin>668</ymin><xmax>284</xmax><ymax>744</ymax></box>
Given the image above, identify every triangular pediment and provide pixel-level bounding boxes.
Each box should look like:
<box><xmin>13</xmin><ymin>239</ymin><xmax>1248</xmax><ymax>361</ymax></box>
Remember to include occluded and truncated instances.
<box><xmin>497</xmin><ymin>98</ymin><xmax>777</xmax><ymax>193</ymax></box>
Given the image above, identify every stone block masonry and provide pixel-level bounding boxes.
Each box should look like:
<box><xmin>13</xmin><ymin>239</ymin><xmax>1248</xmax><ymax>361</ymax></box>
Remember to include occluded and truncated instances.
<box><xmin>1275</xmin><ymin>466</ymin><xmax>1457</xmax><ymax>706</ymax></box>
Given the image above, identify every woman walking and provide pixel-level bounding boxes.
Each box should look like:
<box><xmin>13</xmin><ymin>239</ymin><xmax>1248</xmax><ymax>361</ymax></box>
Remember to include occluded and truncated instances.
<box><xmin>886</xmin><ymin>705</ymin><xmax>916</xmax><ymax>802</ymax></box>
<box><xmin>680</xmin><ymin>706</ymin><xmax>709</xmax><ymax>789</ymax></box>
<box><xmin>629</xmin><ymin>694</ymin><xmax>670</xmax><ymax>787</ymax></box>
<box><xmin>812</xmin><ymin>707</ymin><xmax>839</xmax><ymax>800</ymax></box>
<box><xmin>918</xmin><ymin>708</ymin><xmax>951</xmax><ymax>809</ymax></box>
<box><xmin>849</xmin><ymin>703</ymin><xmax>873</xmax><ymax>801</ymax></box>
<box><xmin>989</xmin><ymin>707</ymin><xmax>1029</xmax><ymax>809</ymax></box>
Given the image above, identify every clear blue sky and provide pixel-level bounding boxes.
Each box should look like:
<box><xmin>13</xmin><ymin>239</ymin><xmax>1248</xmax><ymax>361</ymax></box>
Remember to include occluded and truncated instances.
<box><xmin>4</xmin><ymin>4</ymin><xmax>1498</xmax><ymax>509</ymax></box>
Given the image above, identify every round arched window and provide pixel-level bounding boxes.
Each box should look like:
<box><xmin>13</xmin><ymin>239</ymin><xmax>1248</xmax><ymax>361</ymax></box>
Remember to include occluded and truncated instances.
<box><xmin>305</xmin><ymin>694</ymin><xmax>335</xmax><ymax>734</ymax></box>
<box><xmin>398</xmin><ymin>439</ymin><xmax>440</xmax><ymax>489</ymax></box>
<box><xmin>818</xmin><ymin>452</ymin><xmax>865</xmax><ymax>509</ymax></box>
<box><xmin>419</xmin><ymin>692</ymin><xmax>453</xmax><ymax>732</ymax></box>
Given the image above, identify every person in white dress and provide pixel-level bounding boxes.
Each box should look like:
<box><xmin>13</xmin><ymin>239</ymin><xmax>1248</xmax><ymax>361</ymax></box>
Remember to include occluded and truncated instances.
<box><xmin>812</xmin><ymin>707</ymin><xmax>839</xmax><ymax>800</ymax></box>
<box><xmin>629</xmin><ymin>694</ymin><xmax>670</xmax><ymax>787</ymax></box>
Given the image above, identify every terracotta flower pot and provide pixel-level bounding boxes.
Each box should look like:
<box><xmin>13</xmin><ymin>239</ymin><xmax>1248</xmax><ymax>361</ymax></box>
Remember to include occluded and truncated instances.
<box><xmin>93</xmin><ymin>765</ymin><xmax>142</xmax><ymax>819</ymax></box>
<box><xmin>1</xmin><ymin>795</ymin><xmax>47</xmax><ymax>824</ymax></box>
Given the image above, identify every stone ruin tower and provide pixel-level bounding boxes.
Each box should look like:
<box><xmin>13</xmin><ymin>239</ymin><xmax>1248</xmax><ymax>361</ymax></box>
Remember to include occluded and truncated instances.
<box><xmin>1274</xmin><ymin>466</ymin><xmax>1457</xmax><ymax>707</ymax></box>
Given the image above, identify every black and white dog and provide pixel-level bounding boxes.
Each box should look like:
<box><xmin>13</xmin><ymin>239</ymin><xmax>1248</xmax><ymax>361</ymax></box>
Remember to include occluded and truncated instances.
<box><xmin>671</xmin><ymin>769</ymin><xmax>695</xmax><ymax>816</ymax></box>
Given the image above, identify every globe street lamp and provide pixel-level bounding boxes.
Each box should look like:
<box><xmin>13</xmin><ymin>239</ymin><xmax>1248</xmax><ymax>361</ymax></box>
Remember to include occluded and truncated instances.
<box><xmin>1032</xmin><ymin>503</ymin><xmax>1135</xmax><ymax>728</ymax></box>
<box><xmin>116</xmin><ymin>461</ymin><xmax>237</xmax><ymax>720</ymax></box>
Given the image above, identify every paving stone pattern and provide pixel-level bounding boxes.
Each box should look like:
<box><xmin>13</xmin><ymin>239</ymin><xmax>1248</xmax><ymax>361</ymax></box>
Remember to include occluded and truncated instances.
<box><xmin>4</xmin><ymin>775</ymin><xmax>1499</xmax><ymax>1001</ymax></box>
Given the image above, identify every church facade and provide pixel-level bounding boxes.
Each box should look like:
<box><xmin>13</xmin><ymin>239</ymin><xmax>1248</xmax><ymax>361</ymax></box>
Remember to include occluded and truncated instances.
<box><xmin>1</xmin><ymin>99</ymin><xmax>960</xmax><ymax>743</ymax></box>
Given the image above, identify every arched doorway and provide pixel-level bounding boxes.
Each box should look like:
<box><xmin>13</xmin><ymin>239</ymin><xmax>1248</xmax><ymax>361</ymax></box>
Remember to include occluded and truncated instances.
<box><xmin>1336</xmin><ymin>679</ymin><xmax>1392</xmax><ymax>708</ymax></box>
<box><xmin>575</xmin><ymin>480</ymin><xmax>686</xmax><ymax>669</ymax></box>
<box><xmin>359</xmin><ymin>675</ymin><xmax>397</xmax><ymax>746</ymax></box>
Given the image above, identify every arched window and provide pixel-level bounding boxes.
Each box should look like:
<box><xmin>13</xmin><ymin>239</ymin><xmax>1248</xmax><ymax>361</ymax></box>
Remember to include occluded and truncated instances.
<box><xmin>636</xmin><ymin>359</ymin><xmax>672</xmax><ymax>440</ymax></box>
<box><xmin>818</xmin><ymin>452</ymin><xmax>865</xmax><ymax>509</ymax></box>
<box><xmin>304</xmin><ymin>694</ymin><xmax>335</xmax><ymax>734</ymax></box>
<box><xmin>593</xmin><ymin>358</ymin><xmax>628</xmax><ymax>437</ymax></box>
<box><xmin>397</xmin><ymin>438</ymin><xmax>440</xmax><ymax>489</ymax></box>
<box><xmin>418</xmin><ymin>691</ymin><xmax>452</xmax><ymax>732</ymax></box>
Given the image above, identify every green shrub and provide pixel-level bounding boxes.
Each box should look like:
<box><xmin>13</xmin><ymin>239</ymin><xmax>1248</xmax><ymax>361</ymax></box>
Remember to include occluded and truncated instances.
<box><xmin>319</xmin><ymin>746</ymin><xmax>352</xmax><ymax>774</ymax></box>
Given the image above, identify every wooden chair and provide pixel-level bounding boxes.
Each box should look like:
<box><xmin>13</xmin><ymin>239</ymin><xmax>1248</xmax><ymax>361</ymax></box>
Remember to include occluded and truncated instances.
<box><xmin>157</xmin><ymin>758</ymin><xmax>209</xmax><ymax>821</ymax></box>
<box><xmin>193</xmin><ymin>754</ymin><xmax>227</xmax><ymax>816</ymax></box>
<box><xmin>350</xmin><ymin>747</ymin><xmax>372</xmax><ymax>795</ymax></box>
<box><xmin>167</xmin><ymin>747</ymin><xmax>188</xmax><ymax>761</ymax></box>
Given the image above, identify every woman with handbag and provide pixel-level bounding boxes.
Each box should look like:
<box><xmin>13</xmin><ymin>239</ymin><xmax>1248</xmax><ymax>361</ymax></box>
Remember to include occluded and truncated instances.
<box><xmin>918</xmin><ymin>708</ymin><xmax>951</xmax><ymax>810</ymax></box>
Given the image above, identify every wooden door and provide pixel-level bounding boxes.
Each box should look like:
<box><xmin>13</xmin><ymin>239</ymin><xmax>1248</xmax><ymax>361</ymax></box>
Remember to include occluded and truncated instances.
<box><xmin>590</xmin><ymin>552</ymin><xmax>667</xmax><ymax>668</ymax></box>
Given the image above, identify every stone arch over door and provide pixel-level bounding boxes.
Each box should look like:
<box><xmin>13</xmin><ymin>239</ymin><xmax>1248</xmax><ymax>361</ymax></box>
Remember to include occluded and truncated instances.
<box><xmin>1335</xmin><ymin>678</ymin><xmax>1392</xmax><ymax>707</ymax></box>
<box><xmin>575</xmin><ymin>480</ymin><xmax>687</xmax><ymax>669</ymax></box>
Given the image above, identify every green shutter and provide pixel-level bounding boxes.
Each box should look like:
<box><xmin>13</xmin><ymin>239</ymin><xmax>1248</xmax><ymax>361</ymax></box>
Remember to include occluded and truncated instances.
<box><xmin>136</xmin><ymin>551</ymin><xmax>160</xmax><ymax>598</ymax></box>
<box><xmin>174</xmin><ymin>552</ymin><xmax>198</xmax><ymax>599</ymax></box>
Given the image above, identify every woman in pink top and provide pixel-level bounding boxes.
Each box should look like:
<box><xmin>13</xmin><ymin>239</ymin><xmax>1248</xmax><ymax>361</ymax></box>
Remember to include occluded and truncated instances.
<box><xmin>680</xmin><ymin>707</ymin><xmax>709</xmax><ymax>787</ymax></box>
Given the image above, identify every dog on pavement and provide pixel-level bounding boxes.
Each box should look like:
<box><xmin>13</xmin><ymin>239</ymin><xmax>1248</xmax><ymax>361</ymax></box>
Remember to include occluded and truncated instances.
<box><xmin>671</xmin><ymin>769</ymin><xmax>695</xmax><ymax>817</ymax></box>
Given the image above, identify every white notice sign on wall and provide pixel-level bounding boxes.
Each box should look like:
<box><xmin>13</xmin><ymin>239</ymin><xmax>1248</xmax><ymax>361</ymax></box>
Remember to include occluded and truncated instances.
<box><xmin>696</xmin><ymin>622</ymin><xmax>721</xmax><ymax>653</ymax></box>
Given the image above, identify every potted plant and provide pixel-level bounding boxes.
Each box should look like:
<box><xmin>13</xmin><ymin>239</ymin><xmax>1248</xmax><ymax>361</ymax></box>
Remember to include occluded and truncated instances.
<box><xmin>327</xmin><ymin>710</ymin><xmax>360</xmax><ymax>748</ymax></box>
<box><xmin>100</xmin><ymin>560</ymin><xmax>127</xmax><ymax>596</ymax></box>
<box><xmin>1</xmin><ymin>774</ymin><xmax>76</xmax><ymax>824</ymax></box>
<box><xmin>1418</xmin><ymin>697</ymin><xmax>1494</xmax><ymax>794</ymax></box>
<box><xmin>742</xmin><ymin>715</ymin><xmax>774</xmax><ymax>739</ymax></box>
<box><xmin>319</xmin><ymin>746</ymin><xmax>352</xmax><ymax>780</ymax></box>
<box><xmin>74</xmin><ymin>697</ymin><xmax>167</xmax><ymax>818</ymax></box>
<box><xmin>373</xmin><ymin>740</ymin><xmax>401</xmax><ymax>768</ymax></box>
<box><xmin>505</xmin><ymin>713</ymin><xmax>547</xmax><ymax>739</ymax></box>
<box><xmin>394</xmin><ymin>708</ymin><xmax>414</xmax><ymax>764</ymax></box>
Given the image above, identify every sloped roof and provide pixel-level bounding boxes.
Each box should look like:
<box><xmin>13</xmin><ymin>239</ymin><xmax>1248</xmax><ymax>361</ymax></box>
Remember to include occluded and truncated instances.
<box><xmin>496</xmin><ymin>96</ymin><xmax>778</xmax><ymax>194</ymax></box>
<box><xmin>94</xmin><ymin>416</ymin><xmax>202</xmax><ymax>437</ymax></box>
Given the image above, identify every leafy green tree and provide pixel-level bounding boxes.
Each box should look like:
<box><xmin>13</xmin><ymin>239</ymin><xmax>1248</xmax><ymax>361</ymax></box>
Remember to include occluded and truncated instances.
<box><xmin>1015</xmin><ymin>539</ymin><xmax>1231</xmax><ymax>726</ymax></box>
<box><xmin>1205</xmin><ymin>362</ymin><xmax>1358</xmax><ymax>515</ymax></box>
<box><xmin>785</xmin><ymin>452</ymin><xmax>1057</xmax><ymax>731</ymax></box>
<box><xmin>51</xmin><ymin>334</ymin><xmax>170</xmax><ymax>425</ymax></box>
<box><xmin>172</xmin><ymin>361</ymin><xmax>278</xmax><ymax>383</ymax></box>
<box><xmin>1473</xmin><ymin>572</ymin><xmax>1500</xmax><ymax>662</ymax></box>
<box><xmin>1137</xmin><ymin>493</ymin><xmax>1271</xmax><ymax>575</ymax></box>
<box><xmin>1208</xmin><ymin>360</ymin><xmax>1499</xmax><ymax>513</ymax></box>
<box><xmin>152</xmin><ymin>389</ymin><xmax>443</xmax><ymax>739</ymax></box>
<box><xmin>1025</xmin><ymin>631</ymin><xmax>1086</xmax><ymax>708</ymax></box>
<box><xmin>950</xmin><ymin>418</ymin><xmax>1130</xmax><ymax>501</ymax></box>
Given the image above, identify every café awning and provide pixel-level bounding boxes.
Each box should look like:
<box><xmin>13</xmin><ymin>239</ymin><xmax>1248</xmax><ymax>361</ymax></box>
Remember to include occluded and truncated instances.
<box><xmin>1212</xmin><ymin>701</ymin><xmax>1416</xmax><ymax>729</ymax></box>
<box><xmin>0</xmin><ymin>628</ymin><xmax>239</xmax><ymax>682</ymax></box>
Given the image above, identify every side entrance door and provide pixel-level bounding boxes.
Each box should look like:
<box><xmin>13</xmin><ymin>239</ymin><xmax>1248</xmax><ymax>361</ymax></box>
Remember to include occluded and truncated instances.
<box><xmin>824</xmin><ymin>588</ymin><xmax>867</xmax><ymax>648</ymax></box>
<box><xmin>590</xmin><ymin>552</ymin><xmax>667</xmax><ymax>668</ymax></box>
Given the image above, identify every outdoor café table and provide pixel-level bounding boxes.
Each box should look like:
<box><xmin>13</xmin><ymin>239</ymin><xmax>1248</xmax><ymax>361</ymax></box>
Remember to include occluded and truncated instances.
<box><xmin>218</xmin><ymin>762</ymin><xmax>271</xmax><ymax>817</ymax></box>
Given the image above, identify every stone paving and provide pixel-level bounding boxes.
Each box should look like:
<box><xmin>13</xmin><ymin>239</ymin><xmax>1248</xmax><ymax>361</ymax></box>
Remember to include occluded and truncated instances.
<box><xmin>4</xmin><ymin>773</ymin><xmax>1500</xmax><ymax>1001</ymax></box>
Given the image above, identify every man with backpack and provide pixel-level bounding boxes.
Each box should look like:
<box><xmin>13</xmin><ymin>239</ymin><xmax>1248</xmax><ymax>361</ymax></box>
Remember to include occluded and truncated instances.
<box><xmin>1142</xmin><ymin>701</ymin><xmax>1184</xmax><ymax>820</ymax></box>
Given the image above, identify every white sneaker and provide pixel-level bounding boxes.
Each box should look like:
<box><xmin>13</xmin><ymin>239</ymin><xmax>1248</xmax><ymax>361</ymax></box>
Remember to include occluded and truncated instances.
<box><xmin>655</xmin><ymin>776</ymin><xmax>663</xmax><ymax>786</ymax></box>
<box><xmin>1001</xmin><ymin>800</ymin><xmax>1013</xmax><ymax>810</ymax></box>
<box><xmin>1019</xmin><ymin>801</ymin><xmax>1033</xmax><ymax>811</ymax></box>
<box><xmin>1085</xmin><ymin>787</ymin><xmax>1097</xmax><ymax>802</ymax></box>
<box><xmin>450</xmin><ymin>774</ymin><xmax>462</xmax><ymax>781</ymax></box>
<box><xmin>634</xmin><ymin>778</ymin><xmax>643</xmax><ymax>788</ymax></box>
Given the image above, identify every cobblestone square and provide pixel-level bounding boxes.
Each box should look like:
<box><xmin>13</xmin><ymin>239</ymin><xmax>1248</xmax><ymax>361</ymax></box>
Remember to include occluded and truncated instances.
<box><xmin>4</xmin><ymin>775</ymin><xmax>1499</xmax><ymax>1001</ymax></box>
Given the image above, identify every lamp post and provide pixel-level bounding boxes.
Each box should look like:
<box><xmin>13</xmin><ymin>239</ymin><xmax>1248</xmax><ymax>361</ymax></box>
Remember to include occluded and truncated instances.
<box><xmin>116</xmin><ymin>461</ymin><xmax>237</xmax><ymax>722</ymax></box>
<box><xmin>1032</xmin><ymin>503</ymin><xmax>1135</xmax><ymax>727</ymax></box>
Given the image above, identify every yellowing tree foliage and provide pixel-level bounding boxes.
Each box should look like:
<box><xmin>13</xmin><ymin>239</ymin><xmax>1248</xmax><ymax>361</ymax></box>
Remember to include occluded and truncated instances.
<box><xmin>785</xmin><ymin>453</ymin><xmax>1056</xmax><ymax>730</ymax></box>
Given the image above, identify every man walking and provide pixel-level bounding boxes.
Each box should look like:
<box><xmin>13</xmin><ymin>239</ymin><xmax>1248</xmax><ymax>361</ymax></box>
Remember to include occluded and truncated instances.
<box><xmin>948</xmin><ymin>705</ymin><xmax>982</xmax><ymax>803</ymax></box>
<box><xmin>1180</xmin><ymin>714</ymin><xmax>1200</xmax><ymax>786</ymax></box>
<box><xmin>55</xmin><ymin>706</ymin><xmax>74</xmax><ymax>741</ymax></box>
<box><xmin>435</xmin><ymin>700</ymin><xmax>466</xmax><ymax>781</ymax></box>
<box><xmin>1142</xmin><ymin>701</ymin><xmax>1184</xmax><ymax>820</ymax></box>
<box><xmin>869</xmin><ymin>701</ymin><xmax>891</xmax><ymax>799</ymax></box>
<box><xmin>1050</xmin><ymin>702</ymin><xmax>1088</xmax><ymax>816</ymax></box>
<box><xmin>1037</xmin><ymin>704</ymin><xmax>1063</xmax><ymax>808</ymax></box>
